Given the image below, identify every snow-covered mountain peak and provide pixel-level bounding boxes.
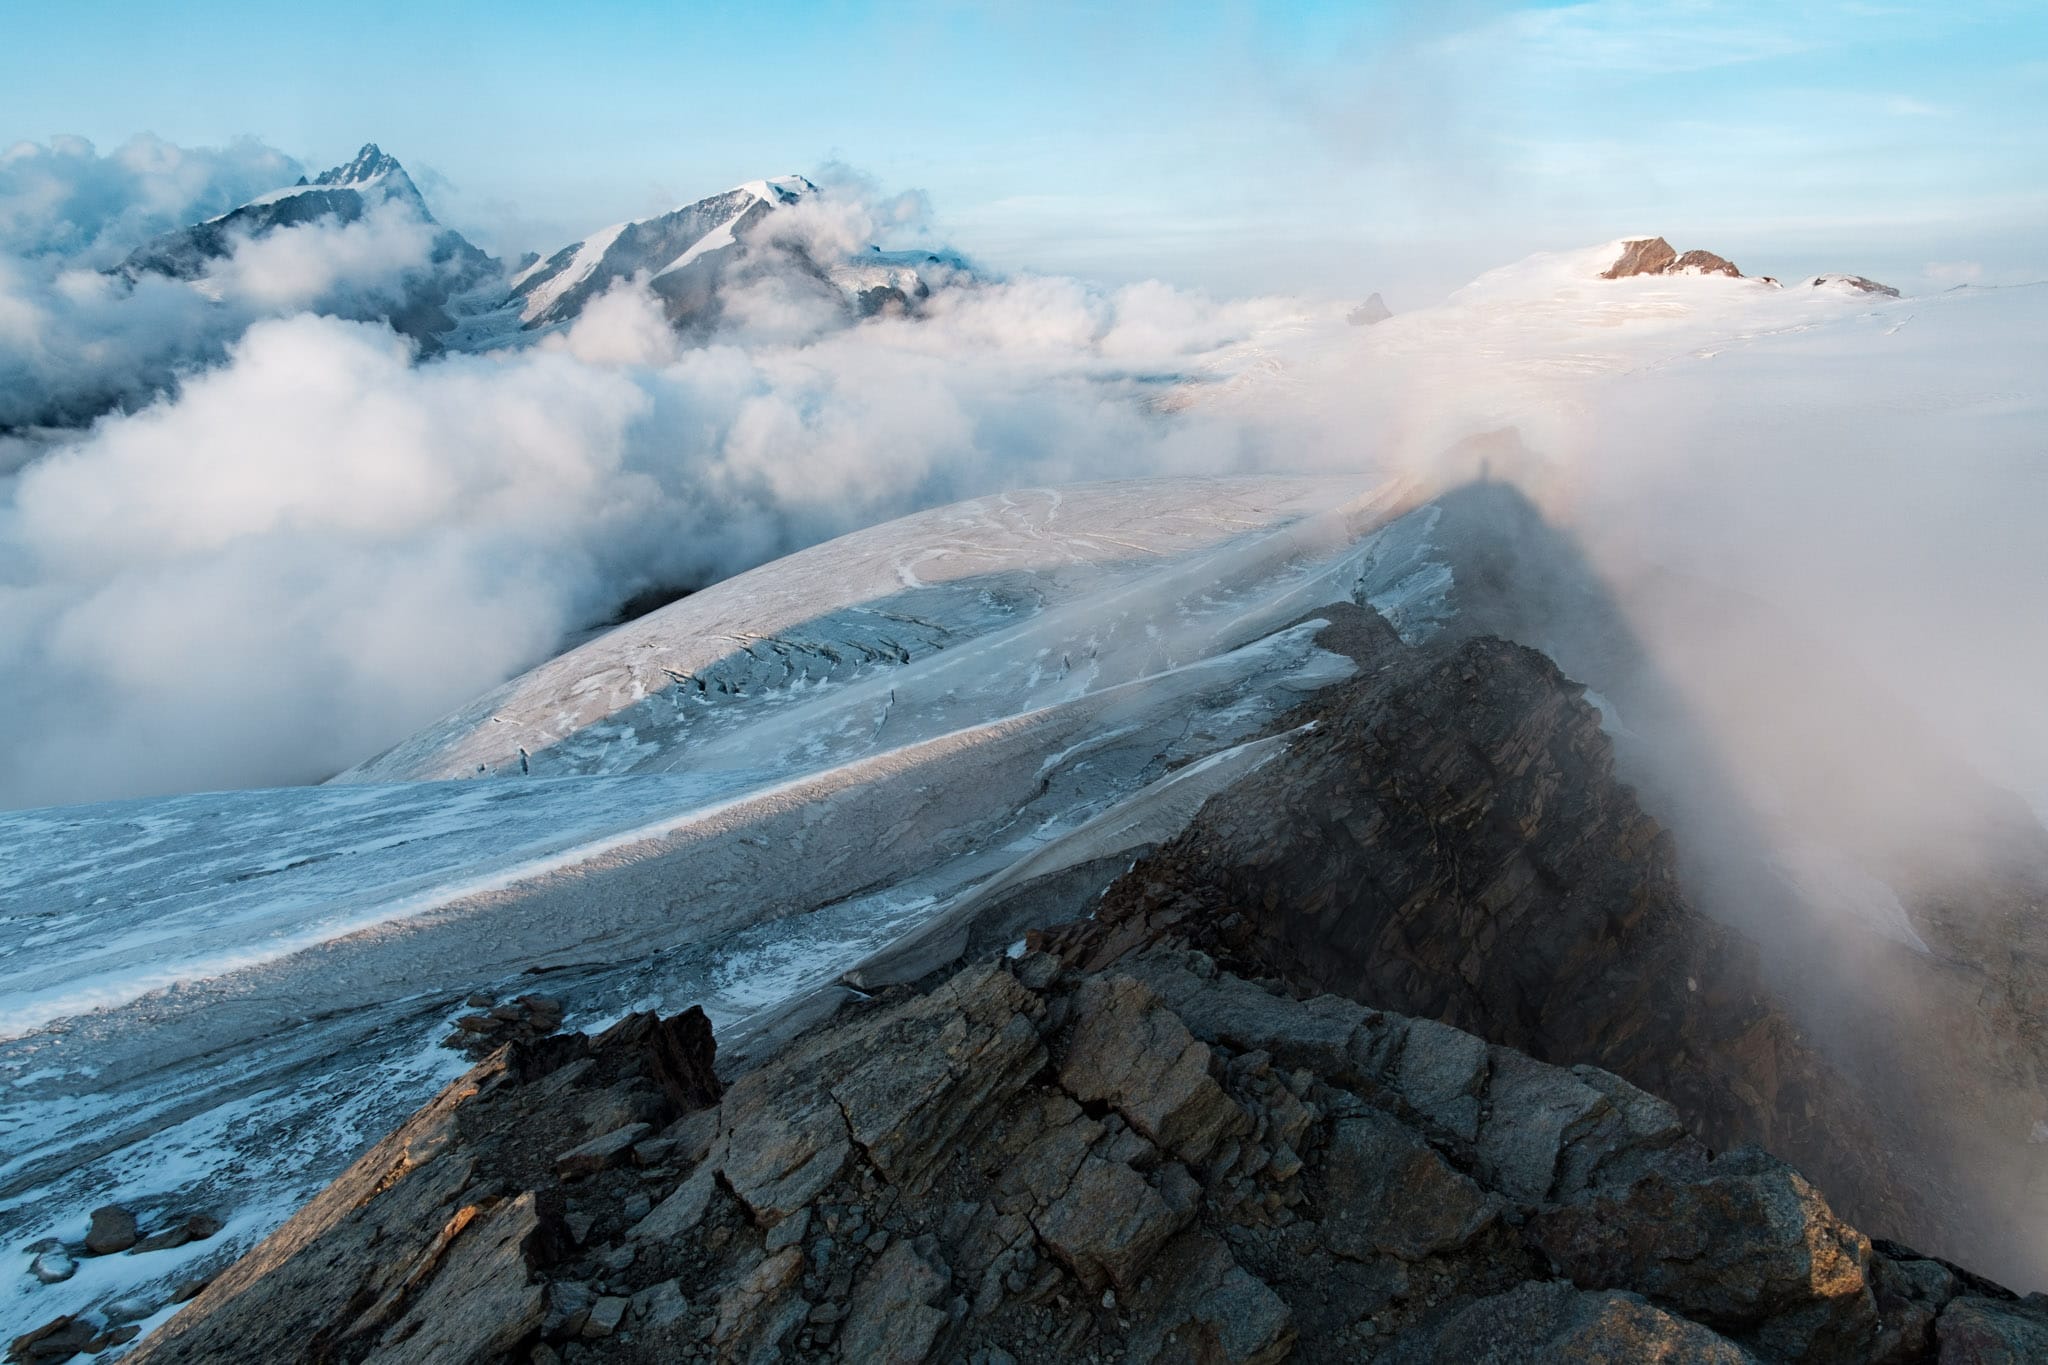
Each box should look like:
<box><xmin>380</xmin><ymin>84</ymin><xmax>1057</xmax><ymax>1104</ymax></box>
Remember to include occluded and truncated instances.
<box><xmin>311</xmin><ymin>143</ymin><xmax>410</xmax><ymax>190</ymax></box>
<box><xmin>511</xmin><ymin>173</ymin><xmax>832</xmax><ymax>329</ymax></box>
<box><xmin>734</xmin><ymin>174</ymin><xmax>815</xmax><ymax>207</ymax></box>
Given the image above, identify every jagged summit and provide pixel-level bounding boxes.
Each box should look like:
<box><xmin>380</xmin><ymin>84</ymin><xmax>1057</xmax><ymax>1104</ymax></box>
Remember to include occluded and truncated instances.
<box><xmin>311</xmin><ymin>143</ymin><xmax>409</xmax><ymax>188</ymax></box>
<box><xmin>508</xmin><ymin>171</ymin><xmax>966</xmax><ymax>334</ymax></box>
<box><xmin>108</xmin><ymin>141</ymin><xmax>498</xmax><ymax>351</ymax></box>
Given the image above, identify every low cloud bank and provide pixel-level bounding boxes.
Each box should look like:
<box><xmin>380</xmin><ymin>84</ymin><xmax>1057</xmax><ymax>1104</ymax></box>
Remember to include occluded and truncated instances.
<box><xmin>0</xmin><ymin>134</ymin><xmax>300</xmax><ymax>263</ymax></box>
<box><xmin>3</xmin><ymin>149</ymin><xmax>2044</xmax><ymax>839</ymax></box>
<box><xmin>0</xmin><ymin>185</ymin><xmax>446</xmax><ymax>433</ymax></box>
<box><xmin>0</xmin><ymin>240</ymin><xmax>1312</xmax><ymax>804</ymax></box>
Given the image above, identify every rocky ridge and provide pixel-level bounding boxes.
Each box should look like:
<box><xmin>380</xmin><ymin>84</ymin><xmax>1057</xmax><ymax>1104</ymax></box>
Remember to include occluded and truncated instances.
<box><xmin>1602</xmin><ymin>237</ymin><xmax>1746</xmax><ymax>280</ymax></box>
<box><xmin>48</xmin><ymin>598</ymin><xmax>2040</xmax><ymax>1362</ymax></box>
<box><xmin>100</xmin><ymin>946</ymin><xmax>2048</xmax><ymax>1364</ymax></box>
<box><xmin>113</xmin><ymin>143</ymin><xmax>499</xmax><ymax>349</ymax></box>
<box><xmin>1046</xmin><ymin>604</ymin><xmax>1935</xmax><ymax>1252</ymax></box>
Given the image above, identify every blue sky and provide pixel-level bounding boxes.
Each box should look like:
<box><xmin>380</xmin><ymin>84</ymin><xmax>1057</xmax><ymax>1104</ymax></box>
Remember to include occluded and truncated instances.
<box><xmin>4</xmin><ymin>1</ymin><xmax>2044</xmax><ymax>300</ymax></box>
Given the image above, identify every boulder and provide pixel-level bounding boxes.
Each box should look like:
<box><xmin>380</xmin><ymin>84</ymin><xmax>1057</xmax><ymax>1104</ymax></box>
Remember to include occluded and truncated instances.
<box><xmin>826</xmin><ymin>964</ymin><xmax>1047</xmax><ymax>1189</ymax></box>
<box><xmin>27</xmin><ymin>1248</ymin><xmax>74</xmax><ymax>1284</ymax></box>
<box><xmin>1936</xmin><ymin>1296</ymin><xmax>2048</xmax><ymax>1362</ymax></box>
<box><xmin>1531</xmin><ymin>1147</ymin><xmax>1878</xmax><ymax>1361</ymax></box>
<box><xmin>1058</xmin><ymin>975</ymin><xmax>1249</xmax><ymax>1165</ymax></box>
<box><xmin>718</xmin><ymin>1077</ymin><xmax>851</xmax><ymax>1224</ymax></box>
<box><xmin>1032</xmin><ymin>1155</ymin><xmax>1196</xmax><ymax>1292</ymax></box>
<box><xmin>1120</xmin><ymin>1231</ymin><xmax>1294</xmax><ymax>1364</ymax></box>
<box><xmin>7</xmin><ymin>1315</ymin><xmax>95</xmax><ymax>1363</ymax></box>
<box><xmin>646</xmin><ymin>1004</ymin><xmax>721</xmax><ymax>1111</ymax></box>
<box><xmin>710</xmin><ymin>1246</ymin><xmax>804</xmax><ymax>1349</ymax></box>
<box><xmin>1393</xmin><ymin>1017</ymin><xmax>1490</xmax><ymax>1141</ymax></box>
<box><xmin>85</xmin><ymin>1203</ymin><xmax>139</xmax><ymax>1254</ymax></box>
<box><xmin>630</xmin><ymin>1162</ymin><xmax>720</xmax><ymax>1243</ymax></box>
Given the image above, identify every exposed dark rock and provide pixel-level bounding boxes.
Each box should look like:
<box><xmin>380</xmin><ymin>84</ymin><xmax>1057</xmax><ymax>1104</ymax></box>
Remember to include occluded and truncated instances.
<box><xmin>1934</xmin><ymin>1295</ymin><xmax>2048</xmax><ymax>1361</ymax></box>
<box><xmin>84</xmin><ymin>1204</ymin><xmax>137</xmax><ymax>1255</ymax></box>
<box><xmin>122</xmin><ymin>935</ymin><xmax>2037</xmax><ymax>1364</ymax></box>
<box><xmin>1673</xmin><ymin>248</ymin><xmax>1743</xmax><ymax>277</ymax></box>
<box><xmin>1603</xmin><ymin>237</ymin><xmax>1679</xmax><ymax>278</ymax></box>
<box><xmin>555</xmin><ymin>1123</ymin><xmax>653</xmax><ymax>1179</ymax></box>
<box><xmin>114</xmin><ymin>593</ymin><xmax>2037</xmax><ymax>1362</ymax></box>
<box><xmin>841</xmin><ymin>1239</ymin><xmax>949</xmax><ymax>1362</ymax></box>
<box><xmin>646</xmin><ymin>1005</ymin><xmax>722</xmax><ymax>1112</ymax></box>
<box><xmin>1813</xmin><ymin>274</ymin><xmax>1903</xmax><ymax>297</ymax></box>
<box><xmin>1046</xmin><ymin>602</ymin><xmax>1921</xmax><ymax>1250</ymax></box>
<box><xmin>1383</xmin><ymin>1280</ymin><xmax>1755</xmax><ymax>1363</ymax></box>
<box><xmin>6</xmin><ymin>1314</ymin><xmax>94</xmax><ymax>1364</ymax></box>
<box><xmin>1602</xmin><ymin>237</ymin><xmax>1750</xmax><ymax>281</ymax></box>
<box><xmin>443</xmin><ymin>990</ymin><xmax>570</xmax><ymax>1058</ymax></box>
<box><xmin>1348</xmin><ymin>293</ymin><xmax>1393</xmax><ymax>326</ymax></box>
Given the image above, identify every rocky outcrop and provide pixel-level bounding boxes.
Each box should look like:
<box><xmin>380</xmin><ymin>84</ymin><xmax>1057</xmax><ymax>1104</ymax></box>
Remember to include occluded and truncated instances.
<box><xmin>1602</xmin><ymin>238</ymin><xmax>1745</xmax><ymax>281</ymax></box>
<box><xmin>1048</xmin><ymin>603</ymin><xmax>1927</xmax><ymax>1251</ymax></box>
<box><xmin>1672</xmin><ymin>248</ymin><xmax>1742</xmax><ymax>277</ymax></box>
<box><xmin>1348</xmin><ymin>293</ymin><xmax>1393</xmax><ymax>326</ymax></box>
<box><xmin>1812</xmin><ymin>274</ymin><xmax>1903</xmax><ymax>298</ymax></box>
<box><xmin>443</xmin><ymin>991</ymin><xmax>566</xmax><ymax>1058</ymax></box>
<box><xmin>1603</xmin><ymin>237</ymin><xmax>1680</xmax><ymax>278</ymax></box>
<box><xmin>1601</xmin><ymin>239</ymin><xmax>1901</xmax><ymax>296</ymax></box>
<box><xmin>113</xmin><ymin>948</ymin><xmax>2048</xmax><ymax>1363</ymax></box>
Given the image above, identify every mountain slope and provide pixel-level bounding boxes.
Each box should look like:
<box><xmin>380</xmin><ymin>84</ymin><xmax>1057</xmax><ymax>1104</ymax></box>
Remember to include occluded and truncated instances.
<box><xmin>123</xmin><ymin>948</ymin><xmax>2048</xmax><ymax>1364</ymax></box>
<box><xmin>512</xmin><ymin>176</ymin><xmax>813</xmax><ymax>329</ymax></box>
<box><xmin>113</xmin><ymin>142</ymin><xmax>501</xmax><ymax>349</ymax></box>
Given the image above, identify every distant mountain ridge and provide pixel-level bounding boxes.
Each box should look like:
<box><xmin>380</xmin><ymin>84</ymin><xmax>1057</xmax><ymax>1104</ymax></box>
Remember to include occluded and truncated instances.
<box><xmin>113</xmin><ymin>142</ymin><xmax>501</xmax><ymax>350</ymax></box>
<box><xmin>513</xmin><ymin>175</ymin><xmax>816</xmax><ymax>329</ymax></box>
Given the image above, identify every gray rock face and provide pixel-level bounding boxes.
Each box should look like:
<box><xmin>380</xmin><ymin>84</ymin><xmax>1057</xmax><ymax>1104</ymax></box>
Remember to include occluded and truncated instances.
<box><xmin>1386</xmin><ymin>1280</ymin><xmax>1758</xmax><ymax>1363</ymax></box>
<box><xmin>115</xmin><ymin>939</ymin><xmax>2029</xmax><ymax>1365</ymax></box>
<box><xmin>1532</xmin><ymin>1146</ymin><xmax>1881</xmax><ymax>1361</ymax></box>
<box><xmin>1935</xmin><ymin>1295</ymin><xmax>2048</xmax><ymax>1361</ymax></box>
<box><xmin>1317</xmin><ymin>1109</ymin><xmax>1496</xmax><ymax>1261</ymax></box>
<box><xmin>1050</xmin><ymin>602</ymin><xmax>1929</xmax><ymax>1254</ymax></box>
<box><xmin>1056</xmin><ymin>974</ymin><xmax>1248</xmax><ymax>1165</ymax></box>
<box><xmin>1813</xmin><ymin>273</ymin><xmax>1903</xmax><ymax>298</ymax></box>
<box><xmin>841</xmin><ymin>1240</ymin><xmax>949</xmax><ymax>1363</ymax></box>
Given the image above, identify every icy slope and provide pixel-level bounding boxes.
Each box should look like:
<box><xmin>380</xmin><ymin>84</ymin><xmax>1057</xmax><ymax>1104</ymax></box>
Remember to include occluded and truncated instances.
<box><xmin>0</xmin><ymin>474</ymin><xmax>1448</xmax><ymax>1342</ymax></box>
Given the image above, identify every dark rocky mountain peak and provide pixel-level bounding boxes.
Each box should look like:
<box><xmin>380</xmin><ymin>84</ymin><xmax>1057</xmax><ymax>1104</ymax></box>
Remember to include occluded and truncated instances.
<box><xmin>313</xmin><ymin>143</ymin><xmax>408</xmax><ymax>188</ymax></box>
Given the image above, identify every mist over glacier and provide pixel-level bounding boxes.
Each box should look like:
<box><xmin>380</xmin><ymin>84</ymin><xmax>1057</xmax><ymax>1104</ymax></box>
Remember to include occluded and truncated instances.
<box><xmin>0</xmin><ymin>133</ymin><xmax>2041</xmax><ymax>842</ymax></box>
<box><xmin>0</xmin><ymin>220</ymin><xmax>1301</xmax><ymax>804</ymax></box>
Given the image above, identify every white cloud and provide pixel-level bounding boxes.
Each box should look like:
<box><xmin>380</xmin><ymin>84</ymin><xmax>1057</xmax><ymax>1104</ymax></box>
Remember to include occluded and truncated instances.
<box><xmin>0</xmin><ymin>133</ymin><xmax>300</xmax><ymax>263</ymax></box>
<box><xmin>0</xmin><ymin>197</ymin><xmax>448</xmax><ymax>430</ymax></box>
<box><xmin>0</xmin><ymin>263</ymin><xmax>1293</xmax><ymax>806</ymax></box>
